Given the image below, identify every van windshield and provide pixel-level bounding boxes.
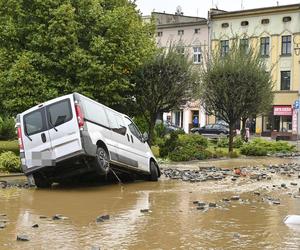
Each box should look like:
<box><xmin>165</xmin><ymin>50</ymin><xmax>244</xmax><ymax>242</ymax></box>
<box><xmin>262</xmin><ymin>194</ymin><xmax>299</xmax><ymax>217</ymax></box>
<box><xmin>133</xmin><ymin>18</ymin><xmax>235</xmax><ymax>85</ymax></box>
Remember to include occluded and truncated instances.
<box><xmin>24</xmin><ymin>109</ymin><xmax>47</xmax><ymax>136</ymax></box>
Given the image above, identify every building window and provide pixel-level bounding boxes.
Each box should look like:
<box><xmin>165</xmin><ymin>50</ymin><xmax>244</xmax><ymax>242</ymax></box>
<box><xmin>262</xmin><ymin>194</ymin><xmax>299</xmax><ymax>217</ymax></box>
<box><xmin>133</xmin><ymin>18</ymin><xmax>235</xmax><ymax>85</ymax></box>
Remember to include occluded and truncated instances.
<box><xmin>260</xmin><ymin>37</ymin><xmax>270</xmax><ymax>56</ymax></box>
<box><xmin>240</xmin><ymin>38</ymin><xmax>248</xmax><ymax>52</ymax></box>
<box><xmin>261</xmin><ymin>19</ymin><xmax>270</xmax><ymax>24</ymax></box>
<box><xmin>176</xmin><ymin>46</ymin><xmax>185</xmax><ymax>55</ymax></box>
<box><xmin>194</xmin><ymin>28</ymin><xmax>201</xmax><ymax>34</ymax></box>
<box><xmin>283</xmin><ymin>16</ymin><xmax>292</xmax><ymax>22</ymax></box>
<box><xmin>280</xmin><ymin>71</ymin><xmax>290</xmax><ymax>90</ymax></box>
<box><xmin>221</xmin><ymin>23</ymin><xmax>229</xmax><ymax>28</ymax></box>
<box><xmin>178</xmin><ymin>30</ymin><xmax>184</xmax><ymax>35</ymax></box>
<box><xmin>193</xmin><ymin>47</ymin><xmax>202</xmax><ymax>64</ymax></box>
<box><xmin>157</xmin><ymin>31</ymin><xmax>163</xmax><ymax>37</ymax></box>
<box><xmin>281</xmin><ymin>35</ymin><xmax>291</xmax><ymax>55</ymax></box>
<box><xmin>220</xmin><ymin>40</ymin><xmax>229</xmax><ymax>56</ymax></box>
<box><xmin>241</xmin><ymin>21</ymin><xmax>249</xmax><ymax>26</ymax></box>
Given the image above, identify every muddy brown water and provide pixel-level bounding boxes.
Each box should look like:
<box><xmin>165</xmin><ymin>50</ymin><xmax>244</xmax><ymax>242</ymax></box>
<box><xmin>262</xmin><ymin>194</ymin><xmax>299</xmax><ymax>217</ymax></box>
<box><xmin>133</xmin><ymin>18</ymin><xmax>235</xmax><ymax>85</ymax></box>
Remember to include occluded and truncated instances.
<box><xmin>1</xmin><ymin>157</ymin><xmax>300</xmax><ymax>249</ymax></box>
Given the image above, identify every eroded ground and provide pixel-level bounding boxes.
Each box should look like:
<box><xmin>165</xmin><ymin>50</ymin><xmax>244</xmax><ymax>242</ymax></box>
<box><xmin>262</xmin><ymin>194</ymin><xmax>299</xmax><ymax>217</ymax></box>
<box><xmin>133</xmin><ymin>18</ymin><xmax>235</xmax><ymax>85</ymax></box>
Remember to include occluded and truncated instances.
<box><xmin>1</xmin><ymin>157</ymin><xmax>300</xmax><ymax>249</ymax></box>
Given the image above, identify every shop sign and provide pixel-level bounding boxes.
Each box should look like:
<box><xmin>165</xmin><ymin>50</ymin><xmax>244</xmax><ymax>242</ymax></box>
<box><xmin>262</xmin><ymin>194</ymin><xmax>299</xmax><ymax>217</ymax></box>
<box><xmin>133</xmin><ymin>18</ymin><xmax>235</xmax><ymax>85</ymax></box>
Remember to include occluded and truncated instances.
<box><xmin>292</xmin><ymin>109</ymin><xmax>297</xmax><ymax>134</ymax></box>
<box><xmin>273</xmin><ymin>106</ymin><xmax>292</xmax><ymax>116</ymax></box>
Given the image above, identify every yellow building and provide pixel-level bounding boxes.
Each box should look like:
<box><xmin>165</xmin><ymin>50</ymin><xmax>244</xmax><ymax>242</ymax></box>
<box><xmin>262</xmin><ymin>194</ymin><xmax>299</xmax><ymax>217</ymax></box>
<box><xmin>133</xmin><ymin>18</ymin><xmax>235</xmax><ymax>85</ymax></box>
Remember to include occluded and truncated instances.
<box><xmin>209</xmin><ymin>4</ymin><xmax>300</xmax><ymax>139</ymax></box>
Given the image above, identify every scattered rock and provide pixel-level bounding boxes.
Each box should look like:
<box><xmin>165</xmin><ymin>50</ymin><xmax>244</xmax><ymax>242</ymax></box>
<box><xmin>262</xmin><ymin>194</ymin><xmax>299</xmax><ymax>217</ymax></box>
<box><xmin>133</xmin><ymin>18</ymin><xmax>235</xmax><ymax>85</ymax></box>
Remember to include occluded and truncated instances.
<box><xmin>0</xmin><ymin>223</ymin><xmax>5</xmax><ymax>229</ymax></box>
<box><xmin>273</xmin><ymin>200</ymin><xmax>281</xmax><ymax>205</ymax></box>
<box><xmin>140</xmin><ymin>209</ymin><xmax>149</xmax><ymax>213</ymax></box>
<box><xmin>32</xmin><ymin>224</ymin><xmax>39</xmax><ymax>228</ymax></box>
<box><xmin>197</xmin><ymin>205</ymin><xmax>205</xmax><ymax>210</ymax></box>
<box><xmin>281</xmin><ymin>183</ymin><xmax>286</xmax><ymax>188</ymax></box>
<box><xmin>96</xmin><ymin>214</ymin><xmax>110</xmax><ymax>222</ymax></box>
<box><xmin>231</xmin><ymin>196</ymin><xmax>240</xmax><ymax>201</ymax></box>
<box><xmin>254</xmin><ymin>191</ymin><xmax>260</xmax><ymax>196</ymax></box>
<box><xmin>91</xmin><ymin>247</ymin><xmax>101</xmax><ymax>250</ymax></box>
<box><xmin>209</xmin><ymin>202</ymin><xmax>217</xmax><ymax>208</ymax></box>
<box><xmin>52</xmin><ymin>214</ymin><xmax>63</xmax><ymax>220</ymax></box>
<box><xmin>291</xmin><ymin>182</ymin><xmax>297</xmax><ymax>186</ymax></box>
<box><xmin>233</xmin><ymin>232</ymin><xmax>240</xmax><ymax>239</ymax></box>
<box><xmin>17</xmin><ymin>235</ymin><xmax>30</xmax><ymax>241</ymax></box>
<box><xmin>39</xmin><ymin>216</ymin><xmax>47</xmax><ymax>219</ymax></box>
<box><xmin>231</xmin><ymin>178</ymin><xmax>237</xmax><ymax>181</ymax></box>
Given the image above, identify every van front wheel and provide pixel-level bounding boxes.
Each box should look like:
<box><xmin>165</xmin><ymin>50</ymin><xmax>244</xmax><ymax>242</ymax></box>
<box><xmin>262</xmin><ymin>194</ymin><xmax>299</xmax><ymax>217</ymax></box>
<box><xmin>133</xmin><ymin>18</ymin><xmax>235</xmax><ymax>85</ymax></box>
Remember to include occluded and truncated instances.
<box><xmin>95</xmin><ymin>147</ymin><xmax>110</xmax><ymax>175</ymax></box>
<box><xmin>148</xmin><ymin>161</ymin><xmax>158</xmax><ymax>181</ymax></box>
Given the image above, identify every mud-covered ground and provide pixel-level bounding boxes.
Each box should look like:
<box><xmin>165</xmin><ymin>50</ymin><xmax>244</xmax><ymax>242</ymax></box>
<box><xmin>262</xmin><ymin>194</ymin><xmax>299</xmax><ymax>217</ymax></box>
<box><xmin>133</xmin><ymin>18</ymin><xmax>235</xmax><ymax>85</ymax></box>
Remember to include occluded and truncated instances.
<box><xmin>1</xmin><ymin>156</ymin><xmax>300</xmax><ymax>249</ymax></box>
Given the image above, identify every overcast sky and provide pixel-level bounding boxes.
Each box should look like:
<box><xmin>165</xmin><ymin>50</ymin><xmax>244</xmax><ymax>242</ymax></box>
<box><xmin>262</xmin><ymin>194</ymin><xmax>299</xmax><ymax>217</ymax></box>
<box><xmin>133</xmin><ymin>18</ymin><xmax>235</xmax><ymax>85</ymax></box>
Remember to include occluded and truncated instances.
<box><xmin>136</xmin><ymin>0</ymin><xmax>300</xmax><ymax>17</ymax></box>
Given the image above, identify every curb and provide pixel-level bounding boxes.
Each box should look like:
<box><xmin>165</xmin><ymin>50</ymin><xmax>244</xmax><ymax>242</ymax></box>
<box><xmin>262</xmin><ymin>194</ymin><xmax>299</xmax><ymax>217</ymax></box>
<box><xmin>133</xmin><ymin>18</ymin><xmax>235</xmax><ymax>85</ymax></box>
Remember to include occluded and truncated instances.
<box><xmin>0</xmin><ymin>173</ymin><xmax>25</xmax><ymax>178</ymax></box>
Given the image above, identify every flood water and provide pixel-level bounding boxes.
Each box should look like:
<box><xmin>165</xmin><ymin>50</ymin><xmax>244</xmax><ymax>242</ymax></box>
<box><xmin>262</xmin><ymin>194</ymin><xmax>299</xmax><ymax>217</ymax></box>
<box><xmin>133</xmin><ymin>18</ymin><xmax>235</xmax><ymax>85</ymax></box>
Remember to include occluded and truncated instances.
<box><xmin>1</xmin><ymin>157</ymin><xmax>300</xmax><ymax>249</ymax></box>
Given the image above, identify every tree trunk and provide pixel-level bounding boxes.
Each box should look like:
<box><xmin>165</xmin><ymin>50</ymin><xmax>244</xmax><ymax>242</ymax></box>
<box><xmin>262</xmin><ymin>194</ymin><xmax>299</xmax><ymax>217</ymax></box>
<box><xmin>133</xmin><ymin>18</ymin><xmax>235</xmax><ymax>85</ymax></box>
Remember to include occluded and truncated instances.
<box><xmin>228</xmin><ymin>123</ymin><xmax>234</xmax><ymax>153</ymax></box>
<box><xmin>241</xmin><ymin>117</ymin><xmax>247</xmax><ymax>141</ymax></box>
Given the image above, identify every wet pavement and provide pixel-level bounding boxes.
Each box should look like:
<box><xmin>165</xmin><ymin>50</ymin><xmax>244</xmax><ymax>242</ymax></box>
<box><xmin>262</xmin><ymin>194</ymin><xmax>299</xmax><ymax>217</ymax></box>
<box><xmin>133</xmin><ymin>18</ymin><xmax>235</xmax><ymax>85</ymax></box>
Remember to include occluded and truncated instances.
<box><xmin>1</xmin><ymin>157</ymin><xmax>300</xmax><ymax>249</ymax></box>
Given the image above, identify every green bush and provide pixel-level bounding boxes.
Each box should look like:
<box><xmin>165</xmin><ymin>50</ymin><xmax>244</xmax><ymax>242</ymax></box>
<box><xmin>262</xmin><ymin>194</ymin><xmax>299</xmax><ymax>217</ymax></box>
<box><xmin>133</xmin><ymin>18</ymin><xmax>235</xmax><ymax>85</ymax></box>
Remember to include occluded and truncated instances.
<box><xmin>0</xmin><ymin>151</ymin><xmax>21</xmax><ymax>173</ymax></box>
<box><xmin>178</xmin><ymin>134</ymin><xmax>208</xmax><ymax>148</ymax></box>
<box><xmin>169</xmin><ymin>144</ymin><xmax>210</xmax><ymax>161</ymax></box>
<box><xmin>228</xmin><ymin>151</ymin><xmax>240</xmax><ymax>158</ymax></box>
<box><xmin>159</xmin><ymin>131</ymin><xmax>180</xmax><ymax>158</ymax></box>
<box><xmin>217</xmin><ymin>137</ymin><xmax>228</xmax><ymax>147</ymax></box>
<box><xmin>217</xmin><ymin>136</ymin><xmax>244</xmax><ymax>148</ymax></box>
<box><xmin>240</xmin><ymin>138</ymin><xmax>295</xmax><ymax>156</ymax></box>
<box><xmin>233</xmin><ymin>136</ymin><xmax>244</xmax><ymax>148</ymax></box>
<box><xmin>160</xmin><ymin>132</ymin><xmax>209</xmax><ymax>161</ymax></box>
<box><xmin>0</xmin><ymin>116</ymin><xmax>16</xmax><ymax>140</ymax></box>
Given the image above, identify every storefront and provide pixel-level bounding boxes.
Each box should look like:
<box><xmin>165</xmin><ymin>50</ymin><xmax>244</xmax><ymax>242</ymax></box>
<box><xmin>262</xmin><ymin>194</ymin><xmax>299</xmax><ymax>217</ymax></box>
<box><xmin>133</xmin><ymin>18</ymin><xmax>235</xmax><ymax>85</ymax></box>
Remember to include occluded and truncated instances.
<box><xmin>261</xmin><ymin>105</ymin><xmax>296</xmax><ymax>140</ymax></box>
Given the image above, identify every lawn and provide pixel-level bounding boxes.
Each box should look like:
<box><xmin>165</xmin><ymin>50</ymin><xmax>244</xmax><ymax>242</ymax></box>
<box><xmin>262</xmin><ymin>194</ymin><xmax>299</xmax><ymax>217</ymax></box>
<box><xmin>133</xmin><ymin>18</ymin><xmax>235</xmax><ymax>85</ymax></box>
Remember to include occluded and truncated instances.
<box><xmin>0</xmin><ymin>140</ymin><xmax>19</xmax><ymax>155</ymax></box>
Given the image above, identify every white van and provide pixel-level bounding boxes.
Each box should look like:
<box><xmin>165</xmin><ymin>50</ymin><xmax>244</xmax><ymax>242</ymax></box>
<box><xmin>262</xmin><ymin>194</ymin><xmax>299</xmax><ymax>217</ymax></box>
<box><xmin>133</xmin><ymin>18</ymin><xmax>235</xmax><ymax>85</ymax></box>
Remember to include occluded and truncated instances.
<box><xmin>16</xmin><ymin>93</ymin><xmax>160</xmax><ymax>187</ymax></box>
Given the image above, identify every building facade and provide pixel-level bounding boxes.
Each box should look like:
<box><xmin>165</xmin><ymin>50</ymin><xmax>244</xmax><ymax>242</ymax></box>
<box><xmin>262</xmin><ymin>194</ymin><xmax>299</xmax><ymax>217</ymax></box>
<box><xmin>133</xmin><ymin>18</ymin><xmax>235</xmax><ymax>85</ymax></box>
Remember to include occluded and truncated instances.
<box><xmin>209</xmin><ymin>4</ymin><xmax>300</xmax><ymax>139</ymax></box>
<box><xmin>152</xmin><ymin>12</ymin><xmax>209</xmax><ymax>133</ymax></box>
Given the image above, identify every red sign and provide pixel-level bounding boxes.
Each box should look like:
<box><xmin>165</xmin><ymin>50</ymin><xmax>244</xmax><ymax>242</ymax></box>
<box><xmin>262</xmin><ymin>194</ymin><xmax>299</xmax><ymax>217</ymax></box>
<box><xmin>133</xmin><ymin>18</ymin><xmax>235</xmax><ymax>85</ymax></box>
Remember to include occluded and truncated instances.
<box><xmin>273</xmin><ymin>106</ymin><xmax>292</xmax><ymax>116</ymax></box>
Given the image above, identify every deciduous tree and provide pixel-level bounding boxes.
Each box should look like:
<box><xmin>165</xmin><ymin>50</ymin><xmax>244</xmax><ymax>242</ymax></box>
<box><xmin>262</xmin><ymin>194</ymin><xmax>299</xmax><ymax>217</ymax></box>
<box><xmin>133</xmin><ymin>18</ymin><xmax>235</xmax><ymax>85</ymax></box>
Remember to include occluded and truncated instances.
<box><xmin>200</xmin><ymin>41</ymin><xmax>273</xmax><ymax>152</ymax></box>
<box><xmin>0</xmin><ymin>0</ymin><xmax>156</xmax><ymax>115</ymax></box>
<box><xmin>133</xmin><ymin>47</ymin><xmax>199</xmax><ymax>144</ymax></box>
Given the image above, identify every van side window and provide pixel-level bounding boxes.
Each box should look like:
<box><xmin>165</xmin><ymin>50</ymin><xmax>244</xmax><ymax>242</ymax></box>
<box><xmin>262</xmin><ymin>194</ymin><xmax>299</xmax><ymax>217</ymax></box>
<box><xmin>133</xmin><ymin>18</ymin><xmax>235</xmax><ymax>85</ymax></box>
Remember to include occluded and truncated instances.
<box><xmin>24</xmin><ymin>109</ymin><xmax>47</xmax><ymax>136</ymax></box>
<box><xmin>124</xmin><ymin>117</ymin><xmax>143</xmax><ymax>141</ymax></box>
<box><xmin>82</xmin><ymin>99</ymin><xmax>109</xmax><ymax>128</ymax></box>
<box><xmin>47</xmin><ymin>99</ymin><xmax>72</xmax><ymax>128</ymax></box>
<box><xmin>107</xmin><ymin>110</ymin><xmax>126</xmax><ymax>135</ymax></box>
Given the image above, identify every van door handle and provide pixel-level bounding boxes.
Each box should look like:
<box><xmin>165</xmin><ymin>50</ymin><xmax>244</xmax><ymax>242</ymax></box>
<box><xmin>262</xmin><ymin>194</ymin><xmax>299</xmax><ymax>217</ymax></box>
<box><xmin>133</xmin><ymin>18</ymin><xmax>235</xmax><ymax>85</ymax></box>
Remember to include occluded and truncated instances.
<box><xmin>127</xmin><ymin>134</ymin><xmax>130</xmax><ymax>142</ymax></box>
<box><xmin>41</xmin><ymin>133</ymin><xmax>47</xmax><ymax>143</ymax></box>
<box><xmin>131</xmin><ymin>135</ymin><xmax>134</xmax><ymax>143</ymax></box>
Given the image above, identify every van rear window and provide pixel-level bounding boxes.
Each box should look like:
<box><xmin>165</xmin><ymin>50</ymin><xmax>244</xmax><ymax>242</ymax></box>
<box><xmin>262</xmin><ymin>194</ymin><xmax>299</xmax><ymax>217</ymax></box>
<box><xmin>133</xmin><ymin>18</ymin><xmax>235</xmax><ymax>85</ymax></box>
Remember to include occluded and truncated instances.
<box><xmin>24</xmin><ymin>109</ymin><xmax>47</xmax><ymax>136</ymax></box>
<box><xmin>47</xmin><ymin>99</ymin><xmax>72</xmax><ymax>128</ymax></box>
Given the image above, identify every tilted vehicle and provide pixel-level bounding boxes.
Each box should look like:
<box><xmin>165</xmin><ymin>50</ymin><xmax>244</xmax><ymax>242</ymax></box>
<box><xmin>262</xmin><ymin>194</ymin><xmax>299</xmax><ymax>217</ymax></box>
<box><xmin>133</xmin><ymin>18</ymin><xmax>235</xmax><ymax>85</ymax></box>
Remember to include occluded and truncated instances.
<box><xmin>190</xmin><ymin>124</ymin><xmax>229</xmax><ymax>136</ymax></box>
<box><xmin>16</xmin><ymin>93</ymin><xmax>160</xmax><ymax>187</ymax></box>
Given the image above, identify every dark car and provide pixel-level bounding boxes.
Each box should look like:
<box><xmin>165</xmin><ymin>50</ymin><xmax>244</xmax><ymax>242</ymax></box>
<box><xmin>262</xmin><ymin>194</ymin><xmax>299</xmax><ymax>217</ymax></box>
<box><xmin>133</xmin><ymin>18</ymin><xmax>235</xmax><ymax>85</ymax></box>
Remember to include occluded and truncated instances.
<box><xmin>190</xmin><ymin>124</ymin><xmax>229</xmax><ymax>136</ymax></box>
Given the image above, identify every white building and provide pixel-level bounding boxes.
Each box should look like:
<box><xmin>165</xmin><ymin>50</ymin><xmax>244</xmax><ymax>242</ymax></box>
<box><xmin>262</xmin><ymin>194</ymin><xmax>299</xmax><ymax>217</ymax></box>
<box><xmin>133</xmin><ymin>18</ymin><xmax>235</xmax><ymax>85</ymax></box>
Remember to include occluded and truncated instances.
<box><xmin>152</xmin><ymin>12</ymin><xmax>209</xmax><ymax>133</ymax></box>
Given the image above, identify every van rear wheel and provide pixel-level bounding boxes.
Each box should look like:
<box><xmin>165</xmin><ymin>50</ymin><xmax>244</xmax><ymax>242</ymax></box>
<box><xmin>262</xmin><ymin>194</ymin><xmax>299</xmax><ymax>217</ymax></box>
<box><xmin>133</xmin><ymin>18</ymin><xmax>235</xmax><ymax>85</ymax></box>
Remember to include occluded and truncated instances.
<box><xmin>33</xmin><ymin>173</ymin><xmax>52</xmax><ymax>188</ymax></box>
<box><xmin>95</xmin><ymin>147</ymin><xmax>110</xmax><ymax>175</ymax></box>
<box><xmin>148</xmin><ymin>161</ymin><xmax>158</xmax><ymax>181</ymax></box>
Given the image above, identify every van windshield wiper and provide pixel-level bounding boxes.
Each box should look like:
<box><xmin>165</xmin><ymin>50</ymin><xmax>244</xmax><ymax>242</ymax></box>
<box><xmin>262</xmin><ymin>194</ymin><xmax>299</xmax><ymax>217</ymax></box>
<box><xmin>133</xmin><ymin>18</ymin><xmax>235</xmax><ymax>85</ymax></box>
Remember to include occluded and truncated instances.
<box><xmin>26</xmin><ymin>134</ymin><xmax>32</xmax><ymax>141</ymax></box>
<box><xmin>48</xmin><ymin>113</ymin><xmax>58</xmax><ymax>132</ymax></box>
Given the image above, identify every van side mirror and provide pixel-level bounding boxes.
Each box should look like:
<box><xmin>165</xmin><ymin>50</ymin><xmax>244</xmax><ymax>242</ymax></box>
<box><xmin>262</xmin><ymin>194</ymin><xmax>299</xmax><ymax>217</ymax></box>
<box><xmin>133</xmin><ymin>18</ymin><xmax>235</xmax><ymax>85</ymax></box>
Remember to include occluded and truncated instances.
<box><xmin>142</xmin><ymin>132</ymin><xmax>149</xmax><ymax>143</ymax></box>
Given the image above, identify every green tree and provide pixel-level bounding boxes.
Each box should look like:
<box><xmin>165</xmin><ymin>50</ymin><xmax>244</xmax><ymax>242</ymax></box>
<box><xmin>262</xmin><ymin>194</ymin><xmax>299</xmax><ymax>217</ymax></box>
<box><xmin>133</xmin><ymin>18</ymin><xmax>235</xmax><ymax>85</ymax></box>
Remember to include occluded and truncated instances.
<box><xmin>0</xmin><ymin>0</ymin><xmax>156</xmax><ymax>115</ymax></box>
<box><xmin>133</xmin><ymin>47</ymin><xmax>199</xmax><ymax>145</ymax></box>
<box><xmin>200</xmin><ymin>41</ymin><xmax>273</xmax><ymax>152</ymax></box>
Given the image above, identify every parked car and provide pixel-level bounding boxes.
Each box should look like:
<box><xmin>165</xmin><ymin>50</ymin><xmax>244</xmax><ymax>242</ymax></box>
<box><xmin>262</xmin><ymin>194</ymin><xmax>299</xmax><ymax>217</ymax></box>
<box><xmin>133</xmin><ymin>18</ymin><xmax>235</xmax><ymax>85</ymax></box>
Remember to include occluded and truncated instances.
<box><xmin>16</xmin><ymin>93</ymin><xmax>160</xmax><ymax>187</ymax></box>
<box><xmin>163</xmin><ymin>122</ymin><xmax>184</xmax><ymax>134</ymax></box>
<box><xmin>190</xmin><ymin>124</ymin><xmax>229</xmax><ymax>136</ymax></box>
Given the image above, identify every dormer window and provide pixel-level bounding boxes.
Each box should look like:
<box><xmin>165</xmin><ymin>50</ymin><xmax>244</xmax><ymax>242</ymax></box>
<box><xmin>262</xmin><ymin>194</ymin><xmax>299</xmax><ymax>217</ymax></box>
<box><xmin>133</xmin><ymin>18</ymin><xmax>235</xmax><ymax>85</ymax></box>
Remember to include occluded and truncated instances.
<box><xmin>194</xmin><ymin>28</ymin><xmax>201</xmax><ymax>34</ymax></box>
<box><xmin>221</xmin><ymin>23</ymin><xmax>229</xmax><ymax>28</ymax></box>
<box><xmin>283</xmin><ymin>16</ymin><xmax>292</xmax><ymax>22</ymax></box>
<box><xmin>241</xmin><ymin>21</ymin><xmax>249</xmax><ymax>26</ymax></box>
<box><xmin>261</xmin><ymin>19</ymin><xmax>270</xmax><ymax>24</ymax></box>
<box><xmin>178</xmin><ymin>30</ymin><xmax>184</xmax><ymax>35</ymax></box>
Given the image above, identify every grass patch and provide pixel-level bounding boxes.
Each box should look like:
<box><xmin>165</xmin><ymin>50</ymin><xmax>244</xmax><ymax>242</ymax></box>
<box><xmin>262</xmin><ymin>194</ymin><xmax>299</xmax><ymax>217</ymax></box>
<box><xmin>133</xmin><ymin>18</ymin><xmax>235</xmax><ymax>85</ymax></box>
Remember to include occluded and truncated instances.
<box><xmin>0</xmin><ymin>140</ymin><xmax>19</xmax><ymax>155</ymax></box>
